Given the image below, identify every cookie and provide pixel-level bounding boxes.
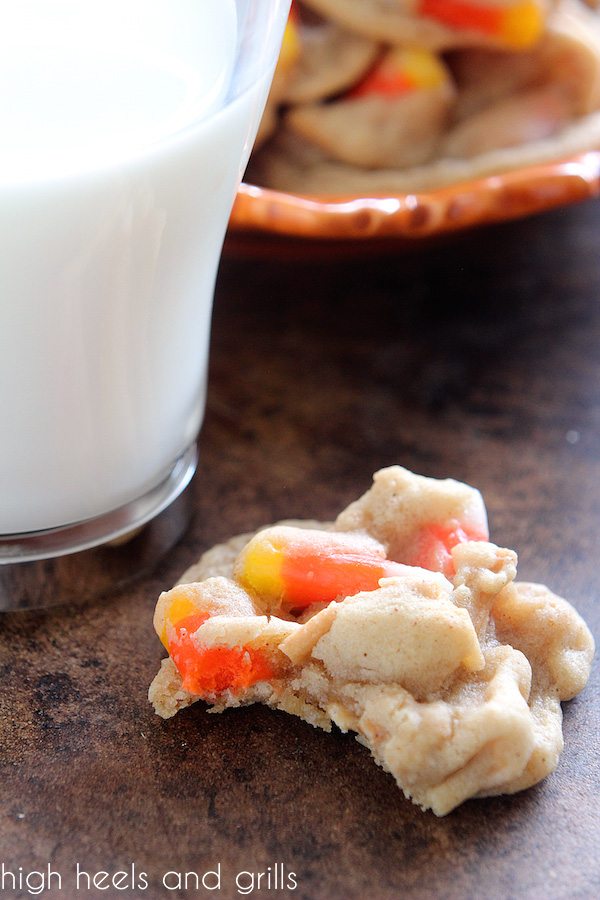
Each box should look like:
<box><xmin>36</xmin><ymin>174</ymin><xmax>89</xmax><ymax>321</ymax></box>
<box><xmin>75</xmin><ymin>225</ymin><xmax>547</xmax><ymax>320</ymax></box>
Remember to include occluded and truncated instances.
<box><xmin>149</xmin><ymin>467</ymin><xmax>594</xmax><ymax>815</ymax></box>
<box><xmin>285</xmin><ymin>48</ymin><xmax>454</xmax><ymax>168</ymax></box>
<box><xmin>301</xmin><ymin>0</ymin><xmax>552</xmax><ymax>51</ymax></box>
<box><xmin>283</xmin><ymin>4</ymin><xmax>380</xmax><ymax>104</ymax></box>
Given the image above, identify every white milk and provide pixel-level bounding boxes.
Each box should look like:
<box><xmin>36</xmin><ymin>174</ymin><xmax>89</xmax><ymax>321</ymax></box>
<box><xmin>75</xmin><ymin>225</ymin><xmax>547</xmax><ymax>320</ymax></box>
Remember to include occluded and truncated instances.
<box><xmin>0</xmin><ymin>0</ymin><xmax>277</xmax><ymax>533</ymax></box>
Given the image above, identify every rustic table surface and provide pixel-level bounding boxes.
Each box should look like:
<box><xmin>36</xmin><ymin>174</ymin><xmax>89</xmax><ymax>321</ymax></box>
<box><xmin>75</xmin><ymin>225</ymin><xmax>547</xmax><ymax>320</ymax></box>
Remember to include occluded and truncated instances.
<box><xmin>1</xmin><ymin>199</ymin><xmax>599</xmax><ymax>900</ymax></box>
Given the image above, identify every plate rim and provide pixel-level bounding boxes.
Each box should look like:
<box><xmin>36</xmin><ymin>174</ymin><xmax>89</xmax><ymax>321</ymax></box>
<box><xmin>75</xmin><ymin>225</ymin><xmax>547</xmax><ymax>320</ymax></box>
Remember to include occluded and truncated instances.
<box><xmin>231</xmin><ymin>150</ymin><xmax>600</xmax><ymax>241</ymax></box>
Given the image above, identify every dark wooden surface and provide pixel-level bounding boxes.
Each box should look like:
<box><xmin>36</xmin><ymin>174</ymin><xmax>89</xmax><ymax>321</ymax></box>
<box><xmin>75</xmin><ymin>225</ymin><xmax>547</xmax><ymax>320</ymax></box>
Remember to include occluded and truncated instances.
<box><xmin>1</xmin><ymin>200</ymin><xmax>599</xmax><ymax>900</ymax></box>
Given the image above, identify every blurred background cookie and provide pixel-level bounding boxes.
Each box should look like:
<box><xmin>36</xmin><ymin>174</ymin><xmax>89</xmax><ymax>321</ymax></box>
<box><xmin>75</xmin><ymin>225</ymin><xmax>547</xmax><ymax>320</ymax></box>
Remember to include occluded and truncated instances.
<box><xmin>300</xmin><ymin>0</ymin><xmax>552</xmax><ymax>50</ymax></box>
<box><xmin>285</xmin><ymin>48</ymin><xmax>454</xmax><ymax>169</ymax></box>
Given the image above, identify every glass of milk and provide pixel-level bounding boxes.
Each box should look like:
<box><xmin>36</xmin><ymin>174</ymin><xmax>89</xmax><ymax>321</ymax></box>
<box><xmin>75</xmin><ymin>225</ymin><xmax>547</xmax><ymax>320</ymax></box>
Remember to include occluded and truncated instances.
<box><xmin>0</xmin><ymin>1</ymin><xmax>289</xmax><ymax>577</ymax></box>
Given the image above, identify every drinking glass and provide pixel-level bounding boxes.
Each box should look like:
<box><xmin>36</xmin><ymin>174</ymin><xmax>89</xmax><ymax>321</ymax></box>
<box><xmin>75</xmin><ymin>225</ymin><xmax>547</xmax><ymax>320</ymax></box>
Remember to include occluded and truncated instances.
<box><xmin>0</xmin><ymin>0</ymin><xmax>290</xmax><ymax>608</ymax></box>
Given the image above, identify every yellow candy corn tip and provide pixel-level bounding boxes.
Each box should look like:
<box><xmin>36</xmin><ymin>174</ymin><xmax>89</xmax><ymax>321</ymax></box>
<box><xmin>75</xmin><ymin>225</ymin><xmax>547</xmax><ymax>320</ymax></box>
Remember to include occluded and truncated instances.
<box><xmin>501</xmin><ymin>1</ymin><xmax>543</xmax><ymax>50</ymax></box>
<box><xmin>278</xmin><ymin>18</ymin><xmax>301</xmax><ymax>72</ymax></box>
<box><xmin>159</xmin><ymin>593</ymin><xmax>201</xmax><ymax>649</ymax></box>
<box><xmin>394</xmin><ymin>47</ymin><xmax>447</xmax><ymax>90</ymax></box>
<box><xmin>236</xmin><ymin>538</ymin><xmax>285</xmax><ymax>602</ymax></box>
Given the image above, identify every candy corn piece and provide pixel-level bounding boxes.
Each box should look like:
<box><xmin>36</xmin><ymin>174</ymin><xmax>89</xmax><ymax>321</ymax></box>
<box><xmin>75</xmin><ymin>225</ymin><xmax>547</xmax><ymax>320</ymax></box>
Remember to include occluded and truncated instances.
<box><xmin>155</xmin><ymin>579</ymin><xmax>256</xmax><ymax>649</ymax></box>
<box><xmin>233</xmin><ymin>525</ymin><xmax>412</xmax><ymax>613</ymax></box>
<box><xmin>418</xmin><ymin>0</ymin><xmax>543</xmax><ymax>50</ymax></box>
<box><xmin>155</xmin><ymin>579</ymin><xmax>281</xmax><ymax>698</ymax></box>
<box><xmin>277</xmin><ymin>1</ymin><xmax>301</xmax><ymax>74</ymax></box>
<box><xmin>404</xmin><ymin>519</ymin><xmax>489</xmax><ymax>577</ymax></box>
<box><xmin>168</xmin><ymin>619</ymin><xmax>275</xmax><ymax>697</ymax></box>
<box><xmin>349</xmin><ymin>47</ymin><xmax>449</xmax><ymax>99</ymax></box>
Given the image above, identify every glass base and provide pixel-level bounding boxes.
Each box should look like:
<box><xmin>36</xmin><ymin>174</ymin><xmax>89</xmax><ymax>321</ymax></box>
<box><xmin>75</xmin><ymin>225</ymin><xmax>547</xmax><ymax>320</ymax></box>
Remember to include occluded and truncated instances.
<box><xmin>0</xmin><ymin>442</ymin><xmax>197</xmax><ymax>611</ymax></box>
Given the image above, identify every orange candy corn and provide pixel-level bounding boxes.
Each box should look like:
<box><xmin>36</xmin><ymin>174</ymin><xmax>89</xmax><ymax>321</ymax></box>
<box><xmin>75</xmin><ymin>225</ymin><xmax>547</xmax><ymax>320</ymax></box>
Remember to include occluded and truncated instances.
<box><xmin>350</xmin><ymin>47</ymin><xmax>448</xmax><ymax>99</ymax></box>
<box><xmin>418</xmin><ymin>0</ymin><xmax>543</xmax><ymax>49</ymax></box>
<box><xmin>405</xmin><ymin>520</ymin><xmax>488</xmax><ymax>577</ymax></box>
<box><xmin>234</xmin><ymin>526</ymin><xmax>409</xmax><ymax>612</ymax></box>
<box><xmin>167</xmin><ymin>613</ymin><xmax>274</xmax><ymax>697</ymax></box>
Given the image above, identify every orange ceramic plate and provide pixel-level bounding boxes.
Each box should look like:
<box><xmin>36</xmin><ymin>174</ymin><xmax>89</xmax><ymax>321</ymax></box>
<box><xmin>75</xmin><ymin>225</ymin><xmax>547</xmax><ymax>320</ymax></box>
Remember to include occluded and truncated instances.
<box><xmin>230</xmin><ymin>151</ymin><xmax>600</xmax><ymax>244</ymax></box>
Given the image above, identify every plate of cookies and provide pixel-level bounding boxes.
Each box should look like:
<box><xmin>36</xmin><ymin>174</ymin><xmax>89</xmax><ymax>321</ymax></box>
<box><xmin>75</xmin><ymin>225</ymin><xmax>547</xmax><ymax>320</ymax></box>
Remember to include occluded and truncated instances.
<box><xmin>230</xmin><ymin>0</ymin><xmax>600</xmax><ymax>242</ymax></box>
